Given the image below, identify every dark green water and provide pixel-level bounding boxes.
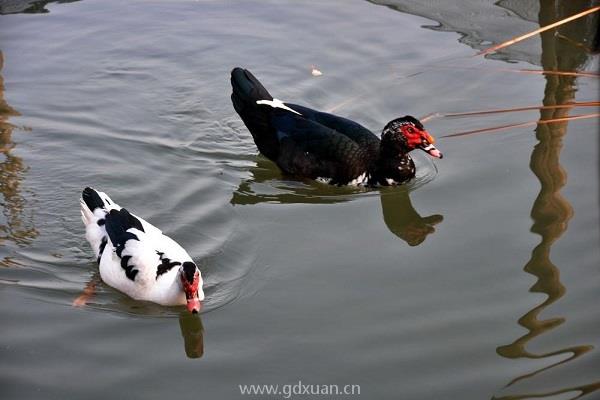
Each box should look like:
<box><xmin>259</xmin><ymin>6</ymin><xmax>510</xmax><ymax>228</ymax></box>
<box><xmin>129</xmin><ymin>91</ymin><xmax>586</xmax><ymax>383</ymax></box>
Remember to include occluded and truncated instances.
<box><xmin>1</xmin><ymin>1</ymin><xmax>599</xmax><ymax>399</ymax></box>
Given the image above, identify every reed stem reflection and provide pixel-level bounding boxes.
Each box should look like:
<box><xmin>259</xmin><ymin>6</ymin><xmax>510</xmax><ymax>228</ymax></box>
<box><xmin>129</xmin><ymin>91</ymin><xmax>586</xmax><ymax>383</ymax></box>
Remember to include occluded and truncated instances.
<box><xmin>494</xmin><ymin>1</ymin><xmax>599</xmax><ymax>398</ymax></box>
<box><xmin>0</xmin><ymin>51</ymin><xmax>38</xmax><ymax>264</ymax></box>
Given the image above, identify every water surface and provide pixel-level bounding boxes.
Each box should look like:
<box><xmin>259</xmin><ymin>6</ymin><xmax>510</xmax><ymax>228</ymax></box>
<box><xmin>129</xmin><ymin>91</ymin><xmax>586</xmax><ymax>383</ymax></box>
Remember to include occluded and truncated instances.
<box><xmin>1</xmin><ymin>1</ymin><xmax>599</xmax><ymax>399</ymax></box>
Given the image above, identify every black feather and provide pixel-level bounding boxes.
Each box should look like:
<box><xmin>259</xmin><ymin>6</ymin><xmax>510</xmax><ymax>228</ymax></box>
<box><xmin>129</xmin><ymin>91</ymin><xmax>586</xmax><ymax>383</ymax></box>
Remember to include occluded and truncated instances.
<box><xmin>82</xmin><ymin>187</ymin><xmax>105</xmax><ymax>212</ymax></box>
<box><xmin>156</xmin><ymin>251</ymin><xmax>182</xmax><ymax>279</ymax></box>
<box><xmin>120</xmin><ymin>255</ymin><xmax>132</xmax><ymax>270</ymax></box>
<box><xmin>97</xmin><ymin>237</ymin><xmax>107</xmax><ymax>264</ymax></box>
<box><xmin>115</xmin><ymin>232</ymin><xmax>138</xmax><ymax>258</ymax></box>
<box><xmin>230</xmin><ymin>67</ymin><xmax>280</xmax><ymax>160</ymax></box>
<box><xmin>104</xmin><ymin>208</ymin><xmax>144</xmax><ymax>245</ymax></box>
<box><xmin>119</xmin><ymin>255</ymin><xmax>138</xmax><ymax>281</ymax></box>
<box><xmin>272</xmin><ymin>112</ymin><xmax>370</xmax><ymax>184</ymax></box>
<box><xmin>230</xmin><ymin>67</ymin><xmax>273</xmax><ymax>106</ymax></box>
<box><xmin>104</xmin><ymin>208</ymin><xmax>145</xmax><ymax>280</ymax></box>
<box><xmin>182</xmin><ymin>261</ymin><xmax>196</xmax><ymax>283</ymax></box>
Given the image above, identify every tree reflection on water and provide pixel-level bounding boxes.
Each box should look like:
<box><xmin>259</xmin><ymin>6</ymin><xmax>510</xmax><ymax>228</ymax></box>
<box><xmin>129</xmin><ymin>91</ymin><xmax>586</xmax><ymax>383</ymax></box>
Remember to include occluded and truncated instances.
<box><xmin>0</xmin><ymin>51</ymin><xmax>38</xmax><ymax>266</ymax></box>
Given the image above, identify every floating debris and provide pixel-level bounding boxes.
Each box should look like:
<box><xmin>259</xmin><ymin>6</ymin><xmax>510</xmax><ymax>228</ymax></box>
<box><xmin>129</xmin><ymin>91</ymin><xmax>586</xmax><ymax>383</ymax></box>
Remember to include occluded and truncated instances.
<box><xmin>311</xmin><ymin>66</ymin><xmax>323</xmax><ymax>76</ymax></box>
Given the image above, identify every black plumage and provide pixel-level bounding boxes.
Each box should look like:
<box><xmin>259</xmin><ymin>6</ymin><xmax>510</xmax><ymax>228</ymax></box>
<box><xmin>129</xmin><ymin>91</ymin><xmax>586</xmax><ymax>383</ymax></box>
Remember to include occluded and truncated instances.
<box><xmin>156</xmin><ymin>251</ymin><xmax>182</xmax><ymax>279</ymax></box>
<box><xmin>182</xmin><ymin>261</ymin><xmax>197</xmax><ymax>283</ymax></box>
<box><xmin>82</xmin><ymin>186</ymin><xmax>105</xmax><ymax>212</ymax></box>
<box><xmin>104</xmin><ymin>208</ymin><xmax>145</xmax><ymax>281</ymax></box>
<box><xmin>230</xmin><ymin>67</ymin><xmax>442</xmax><ymax>186</ymax></box>
<box><xmin>97</xmin><ymin>237</ymin><xmax>107</xmax><ymax>265</ymax></box>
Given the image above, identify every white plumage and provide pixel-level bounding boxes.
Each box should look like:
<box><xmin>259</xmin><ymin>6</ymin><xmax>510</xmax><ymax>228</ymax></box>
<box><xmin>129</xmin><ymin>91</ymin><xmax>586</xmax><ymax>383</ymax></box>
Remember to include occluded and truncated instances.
<box><xmin>256</xmin><ymin>98</ymin><xmax>302</xmax><ymax>115</ymax></box>
<box><xmin>80</xmin><ymin>188</ymin><xmax>204</xmax><ymax>312</ymax></box>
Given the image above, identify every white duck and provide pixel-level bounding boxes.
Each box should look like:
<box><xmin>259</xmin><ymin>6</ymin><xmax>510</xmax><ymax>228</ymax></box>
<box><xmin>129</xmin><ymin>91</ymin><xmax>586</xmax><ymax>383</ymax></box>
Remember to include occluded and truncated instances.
<box><xmin>80</xmin><ymin>187</ymin><xmax>204</xmax><ymax>313</ymax></box>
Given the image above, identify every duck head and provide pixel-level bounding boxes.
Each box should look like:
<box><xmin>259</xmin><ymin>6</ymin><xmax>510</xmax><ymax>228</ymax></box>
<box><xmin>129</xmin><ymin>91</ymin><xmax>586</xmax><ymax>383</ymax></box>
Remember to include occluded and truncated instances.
<box><xmin>180</xmin><ymin>262</ymin><xmax>204</xmax><ymax>313</ymax></box>
<box><xmin>380</xmin><ymin>116</ymin><xmax>442</xmax><ymax>159</ymax></box>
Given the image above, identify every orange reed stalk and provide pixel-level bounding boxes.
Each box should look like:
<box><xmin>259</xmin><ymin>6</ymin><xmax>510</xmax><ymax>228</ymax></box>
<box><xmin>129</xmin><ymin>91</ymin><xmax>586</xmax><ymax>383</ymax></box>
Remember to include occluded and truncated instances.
<box><xmin>444</xmin><ymin>102</ymin><xmax>600</xmax><ymax>118</ymax></box>
<box><xmin>517</xmin><ymin>69</ymin><xmax>600</xmax><ymax>78</ymax></box>
<box><xmin>441</xmin><ymin>113</ymin><xmax>600</xmax><ymax>138</ymax></box>
<box><xmin>477</xmin><ymin>6</ymin><xmax>600</xmax><ymax>56</ymax></box>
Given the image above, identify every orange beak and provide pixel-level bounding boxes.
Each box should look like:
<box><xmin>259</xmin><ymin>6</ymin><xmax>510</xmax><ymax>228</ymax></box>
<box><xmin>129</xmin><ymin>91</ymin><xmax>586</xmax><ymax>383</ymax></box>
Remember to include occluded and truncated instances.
<box><xmin>424</xmin><ymin>131</ymin><xmax>436</xmax><ymax>144</ymax></box>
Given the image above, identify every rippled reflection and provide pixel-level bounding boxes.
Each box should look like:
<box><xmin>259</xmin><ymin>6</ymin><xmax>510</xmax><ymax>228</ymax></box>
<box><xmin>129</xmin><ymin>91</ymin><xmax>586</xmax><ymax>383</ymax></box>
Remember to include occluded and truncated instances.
<box><xmin>494</xmin><ymin>1</ymin><xmax>599</xmax><ymax>399</ymax></box>
<box><xmin>179</xmin><ymin>311</ymin><xmax>204</xmax><ymax>359</ymax></box>
<box><xmin>0</xmin><ymin>51</ymin><xmax>37</xmax><ymax>265</ymax></box>
<box><xmin>380</xmin><ymin>189</ymin><xmax>443</xmax><ymax>246</ymax></box>
<box><xmin>74</xmin><ymin>272</ymin><xmax>205</xmax><ymax>359</ymax></box>
<box><xmin>231</xmin><ymin>157</ymin><xmax>443</xmax><ymax>246</ymax></box>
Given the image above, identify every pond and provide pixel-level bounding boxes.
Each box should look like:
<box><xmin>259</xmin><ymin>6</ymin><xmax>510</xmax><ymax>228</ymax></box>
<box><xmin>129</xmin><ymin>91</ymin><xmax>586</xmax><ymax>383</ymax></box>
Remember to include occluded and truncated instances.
<box><xmin>1</xmin><ymin>0</ymin><xmax>599</xmax><ymax>399</ymax></box>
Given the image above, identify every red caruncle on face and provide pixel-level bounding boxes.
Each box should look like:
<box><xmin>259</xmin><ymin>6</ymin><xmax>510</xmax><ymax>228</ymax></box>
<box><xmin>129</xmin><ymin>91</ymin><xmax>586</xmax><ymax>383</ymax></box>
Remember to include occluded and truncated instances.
<box><xmin>400</xmin><ymin>124</ymin><xmax>435</xmax><ymax>148</ymax></box>
<box><xmin>182</xmin><ymin>271</ymin><xmax>200</xmax><ymax>296</ymax></box>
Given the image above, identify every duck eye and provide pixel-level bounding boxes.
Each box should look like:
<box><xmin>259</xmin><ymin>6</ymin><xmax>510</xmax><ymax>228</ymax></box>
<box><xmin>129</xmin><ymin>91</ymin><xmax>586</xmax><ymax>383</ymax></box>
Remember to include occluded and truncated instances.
<box><xmin>407</xmin><ymin>127</ymin><xmax>415</xmax><ymax>134</ymax></box>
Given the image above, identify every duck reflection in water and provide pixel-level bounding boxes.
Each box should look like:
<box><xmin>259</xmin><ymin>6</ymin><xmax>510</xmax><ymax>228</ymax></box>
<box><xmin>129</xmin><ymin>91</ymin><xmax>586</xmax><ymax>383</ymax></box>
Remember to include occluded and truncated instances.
<box><xmin>179</xmin><ymin>311</ymin><xmax>204</xmax><ymax>359</ymax></box>
<box><xmin>74</xmin><ymin>275</ymin><xmax>205</xmax><ymax>359</ymax></box>
<box><xmin>230</xmin><ymin>157</ymin><xmax>443</xmax><ymax>246</ymax></box>
<box><xmin>380</xmin><ymin>189</ymin><xmax>443</xmax><ymax>246</ymax></box>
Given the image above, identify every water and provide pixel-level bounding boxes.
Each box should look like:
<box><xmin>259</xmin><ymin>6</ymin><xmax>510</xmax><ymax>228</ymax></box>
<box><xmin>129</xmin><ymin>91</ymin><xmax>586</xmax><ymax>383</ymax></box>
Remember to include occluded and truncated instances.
<box><xmin>1</xmin><ymin>0</ymin><xmax>599</xmax><ymax>399</ymax></box>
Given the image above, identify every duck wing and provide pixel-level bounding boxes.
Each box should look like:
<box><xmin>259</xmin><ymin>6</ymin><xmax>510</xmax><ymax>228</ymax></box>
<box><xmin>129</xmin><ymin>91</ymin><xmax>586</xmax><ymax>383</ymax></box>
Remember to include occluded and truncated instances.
<box><xmin>104</xmin><ymin>208</ymin><xmax>162</xmax><ymax>282</ymax></box>
<box><xmin>271</xmin><ymin>111</ymin><xmax>370</xmax><ymax>184</ymax></box>
<box><xmin>285</xmin><ymin>103</ymin><xmax>380</xmax><ymax>155</ymax></box>
<box><xmin>104</xmin><ymin>208</ymin><xmax>193</xmax><ymax>284</ymax></box>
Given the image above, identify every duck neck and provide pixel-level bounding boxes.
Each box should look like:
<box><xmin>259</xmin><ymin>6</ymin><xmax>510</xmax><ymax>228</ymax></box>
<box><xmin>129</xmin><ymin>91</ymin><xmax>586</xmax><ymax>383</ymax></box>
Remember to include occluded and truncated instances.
<box><xmin>368</xmin><ymin>143</ymin><xmax>414</xmax><ymax>185</ymax></box>
<box><xmin>379</xmin><ymin>136</ymin><xmax>409</xmax><ymax>159</ymax></box>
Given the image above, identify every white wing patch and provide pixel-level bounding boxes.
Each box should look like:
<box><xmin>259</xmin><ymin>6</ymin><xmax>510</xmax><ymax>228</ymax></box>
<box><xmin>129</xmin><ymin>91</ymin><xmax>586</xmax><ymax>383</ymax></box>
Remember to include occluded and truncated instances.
<box><xmin>316</xmin><ymin>172</ymin><xmax>369</xmax><ymax>186</ymax></box>
<box><xmin>348</xmin><ymin>172</ymin><xmax>369</xmax><ymax>186</ymax></box>
<box><xmin>256</xmin><ymin>98</ymin><xmax>302</xmax><ymax>115</ymax></box>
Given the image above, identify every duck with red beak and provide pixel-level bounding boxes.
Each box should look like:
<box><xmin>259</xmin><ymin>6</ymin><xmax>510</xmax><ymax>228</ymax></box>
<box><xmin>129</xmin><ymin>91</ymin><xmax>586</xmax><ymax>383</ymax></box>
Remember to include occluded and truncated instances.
<box><xmin>181</xmin><ymin>262</ymin><xmax>203</xmax><ymax>314</ymax></box>
<box><xmin>80</xmin><ymin>187</ymin><xmax>205</xmax><ymax>314</ymax></box>
<box><xmin>231</xmin><ymin>67</ymin><xmax>442</xmax><ymax>186</ymax></box>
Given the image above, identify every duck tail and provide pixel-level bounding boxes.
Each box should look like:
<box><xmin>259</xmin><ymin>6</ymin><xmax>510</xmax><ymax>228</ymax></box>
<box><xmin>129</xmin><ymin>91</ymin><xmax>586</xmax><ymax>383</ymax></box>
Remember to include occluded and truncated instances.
<box><xmin>230</xmin><ymin>67</ymin><xmax>273</xmax><ymax>114</ymax></box>
<box><xmin>231</xmin><ymin>68</ymin><xmax>282</xmax><ymax>159</ymax></box>
<box><xmin>81</xmin><ymin>187</ymin><xmax>115</xmax><ymax>263</ymax></box>
<box><xmin>81</xmin><ymin>187</ymin><xmax>105</xmax><ymax>215</ymax></box>
<box><xmin>80</xmin><ymin>187</ymin><xmax>119</xmax><ymax>220</ymax></box>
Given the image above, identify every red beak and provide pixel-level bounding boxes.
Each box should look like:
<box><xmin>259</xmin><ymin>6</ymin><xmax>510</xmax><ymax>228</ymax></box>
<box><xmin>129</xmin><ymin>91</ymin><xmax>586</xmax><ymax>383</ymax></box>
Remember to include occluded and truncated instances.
<box><xmin>186</xmin><ymin>296</ymin><xmax>202</xmax><ymax>314</ymax></box>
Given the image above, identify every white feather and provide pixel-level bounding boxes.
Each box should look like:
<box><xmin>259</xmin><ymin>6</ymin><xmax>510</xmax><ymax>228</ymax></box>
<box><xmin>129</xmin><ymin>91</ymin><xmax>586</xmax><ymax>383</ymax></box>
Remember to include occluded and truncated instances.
<box><xmin>81</xmin><ymin>189</ymin><xmax>204</xmax><ymax>306</ymax></box>
<box><xmin>256</xmin><ymin>98</ymin><xmax>302</xmax><ymax>115</ymax></box>
<box><xmin>348</xmin><ymin>172</ymin><xmax>368</xmax><ymax>186</ymax></box>
<box><xmin>316</xmin><ymin>177</ymin><xmax>332</xmax><ymax>184</ymax></box>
